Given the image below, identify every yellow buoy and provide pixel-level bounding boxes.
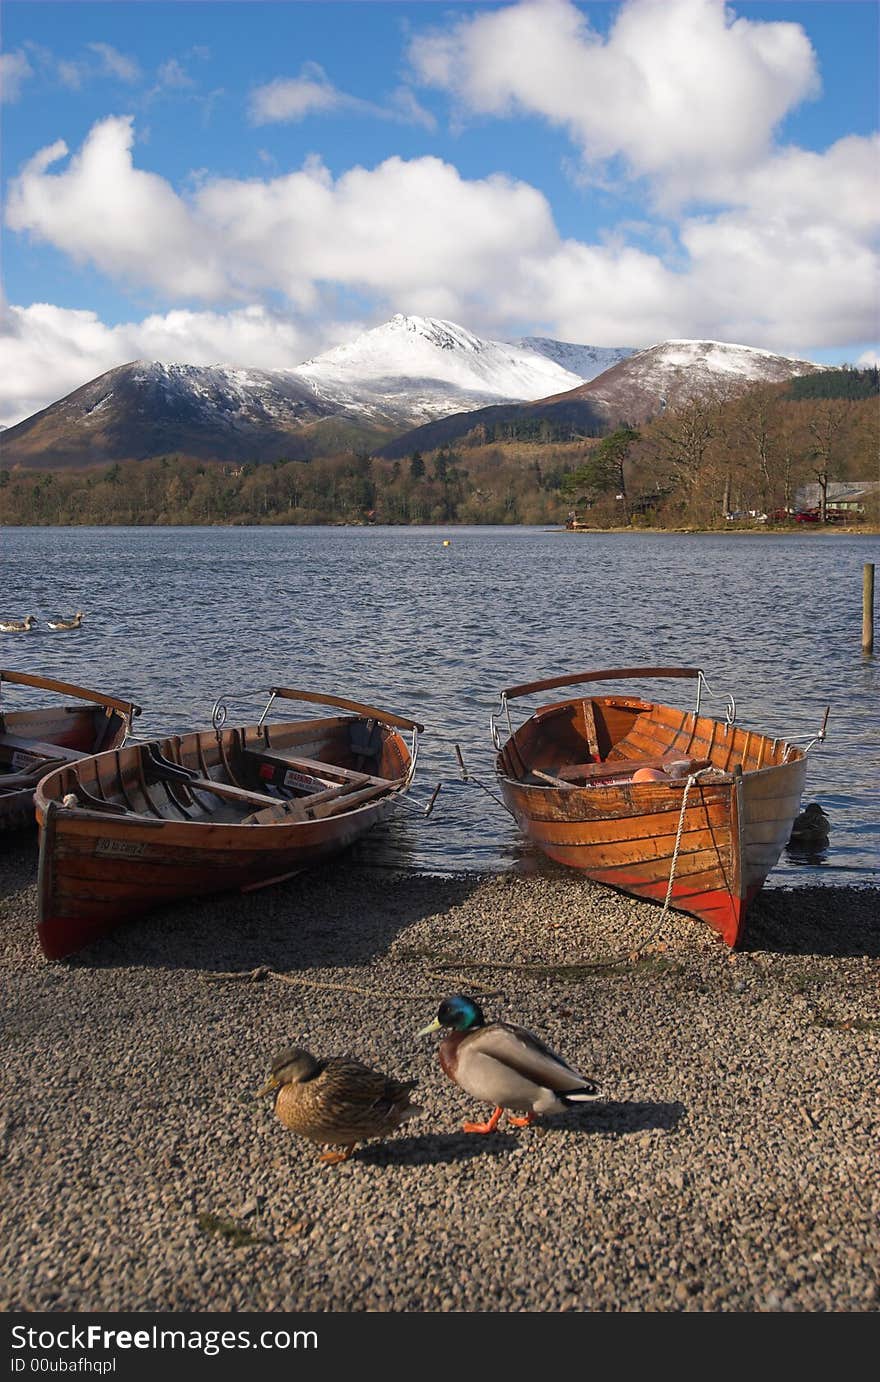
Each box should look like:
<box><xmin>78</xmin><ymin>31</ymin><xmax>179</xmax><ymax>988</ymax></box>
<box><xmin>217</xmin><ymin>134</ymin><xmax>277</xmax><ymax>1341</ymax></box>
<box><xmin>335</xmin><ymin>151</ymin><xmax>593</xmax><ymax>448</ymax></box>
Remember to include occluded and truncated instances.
<box><xmin>442</xmin><ymin>539</ymin><xmax>451</xmax><ymax>547</ymax></box>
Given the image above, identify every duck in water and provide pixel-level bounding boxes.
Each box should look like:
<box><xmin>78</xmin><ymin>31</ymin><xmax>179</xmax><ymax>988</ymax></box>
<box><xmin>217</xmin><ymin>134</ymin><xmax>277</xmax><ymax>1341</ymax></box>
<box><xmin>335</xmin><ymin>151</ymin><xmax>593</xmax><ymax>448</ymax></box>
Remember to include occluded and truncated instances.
<box><xmin>789</xmin><ymin>802</ymin><xmax>830</xmax><ymax>845</ymax></box>
<box><xmin>0</xmin><ymin>615</ymin><xmax>37</xmax><ymax>633</ymax></box>
<box><xmin>47</xmin><ymin>611</ymin><xmax>84</xmax><ymax>631</ymax></box>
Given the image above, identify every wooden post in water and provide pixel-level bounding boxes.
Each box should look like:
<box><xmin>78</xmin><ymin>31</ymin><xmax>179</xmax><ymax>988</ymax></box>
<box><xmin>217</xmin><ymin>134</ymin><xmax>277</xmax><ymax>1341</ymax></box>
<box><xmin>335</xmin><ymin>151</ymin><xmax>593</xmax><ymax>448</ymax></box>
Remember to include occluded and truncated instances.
<box><xmin>864</xmin><ymin>563</ymin><xmax>875</xmax><ymax>654</ymax></box>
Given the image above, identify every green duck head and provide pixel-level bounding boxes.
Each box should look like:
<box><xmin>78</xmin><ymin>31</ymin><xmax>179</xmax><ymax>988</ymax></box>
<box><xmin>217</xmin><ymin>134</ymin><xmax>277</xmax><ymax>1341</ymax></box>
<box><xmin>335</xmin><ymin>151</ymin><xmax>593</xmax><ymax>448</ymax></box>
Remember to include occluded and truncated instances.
<box><xmin>418</xmin><ymin>994</ymin><xmax>485</xmax><ymax>1037</ymax></box>
<box><xmin>255</xmin><ymin>1045</ymin><xmax>320</xmax><ymax>1097</ymax></box>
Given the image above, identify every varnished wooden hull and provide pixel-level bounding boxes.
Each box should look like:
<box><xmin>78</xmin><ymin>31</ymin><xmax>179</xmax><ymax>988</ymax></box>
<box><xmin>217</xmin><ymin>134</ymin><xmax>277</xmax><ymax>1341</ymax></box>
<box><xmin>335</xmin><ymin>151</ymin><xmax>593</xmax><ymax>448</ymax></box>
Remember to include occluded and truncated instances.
<box><xmin>1</xmin><ymin>672</ymin><xmax>138</xmax><ymax>832</ymax></box>
<box><xmin>497</xmin><ymin>687</ymin><xmax>808</xmax><ymax>947</ymax></box>
<box><xmin>35</xmin><ymin>709</ymin><xmax>415</xmax><ymax>959</ymax></box>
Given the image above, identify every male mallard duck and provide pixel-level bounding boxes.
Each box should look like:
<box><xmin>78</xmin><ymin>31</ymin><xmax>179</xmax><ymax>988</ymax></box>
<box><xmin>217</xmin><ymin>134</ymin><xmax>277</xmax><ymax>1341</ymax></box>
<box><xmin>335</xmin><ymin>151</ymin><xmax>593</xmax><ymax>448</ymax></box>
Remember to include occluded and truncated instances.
<box><xmin>419</xmin><ymin>994</ymin><xmax>599</xmax><ymax>1133</ymax></box>
<box><xmin>256</xmin><ymin>1046</ymin><xmax>420</xmax><ymax>1164</ymax></box>
<box><xmin>789</xmin><ymin>802</ymin><xmax>830</xmax><ymax>843</ymax></box>
<box><xmin>47</xmin><ymin>611</ymin><xmax>84</xmax><ymax>631</ymax></box>
<box><xmin>0</xmin><ymin>615</ymin><xmax>37</xmax><ymax>633</ymax></box>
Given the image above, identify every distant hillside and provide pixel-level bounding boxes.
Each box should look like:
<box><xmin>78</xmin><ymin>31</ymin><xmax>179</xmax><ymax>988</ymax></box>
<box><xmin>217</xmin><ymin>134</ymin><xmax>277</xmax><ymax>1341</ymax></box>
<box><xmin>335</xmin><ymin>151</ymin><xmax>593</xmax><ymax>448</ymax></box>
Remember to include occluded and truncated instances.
<box><xmin>375</xmin><ymin>396</ymin><xmax>609</xmax><ymax>458</ymax></box>
<box><xmin>377</xmin><ymin>338</ymin><xmax>820</xmax><ymax>458</ymax></box>
<box><xmin>787</xmin><ymin>366</ymin><xmax>879</xmax><ymax>401</ymax></box>
<box><xmin>0</xmin><ymin>361</ymin><xmax>381</xmax><ymax>470</ymax></box>
<box><xmin>540</xmin><ymin>338</ymin><xmax>821</xmax><ymax>424</ymax></box>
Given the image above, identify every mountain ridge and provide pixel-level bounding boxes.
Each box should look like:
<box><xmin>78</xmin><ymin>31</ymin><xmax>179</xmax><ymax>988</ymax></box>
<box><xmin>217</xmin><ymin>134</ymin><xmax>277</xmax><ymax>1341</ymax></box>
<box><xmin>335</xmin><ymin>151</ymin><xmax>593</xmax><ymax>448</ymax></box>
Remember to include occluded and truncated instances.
<box><xmin>0</xmin><ymin>318</ymin><xmax>820</xmax><ymax>470</ymax></box>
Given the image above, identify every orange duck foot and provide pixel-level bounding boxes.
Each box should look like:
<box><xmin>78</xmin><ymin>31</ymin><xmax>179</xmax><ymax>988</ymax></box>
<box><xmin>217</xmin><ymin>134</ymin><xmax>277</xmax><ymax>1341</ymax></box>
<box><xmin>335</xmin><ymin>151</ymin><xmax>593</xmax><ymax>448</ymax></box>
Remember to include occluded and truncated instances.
<box><xmin>462</xmin><ymin>1106</ymin><xmax>504</xmax><ymax>1134</ymax></box>
<box><xmin>507</xmin><ymin>1112</ymin><xmax>535</xmax><ymax>1128</ymax></box>
<box><xmin>319</xmin><ymin>1145</ymin><xmax>355</xmax><ymax>1165</ymax></box>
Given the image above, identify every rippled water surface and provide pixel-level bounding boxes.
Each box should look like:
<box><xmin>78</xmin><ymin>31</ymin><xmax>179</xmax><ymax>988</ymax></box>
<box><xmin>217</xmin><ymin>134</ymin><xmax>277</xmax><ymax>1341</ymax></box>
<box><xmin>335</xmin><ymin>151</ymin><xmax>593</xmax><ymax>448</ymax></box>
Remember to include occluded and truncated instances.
<box><xmin>2</xmin><ymin>525</ymin><xmax>877</xmax><ymax>888</ymax></box>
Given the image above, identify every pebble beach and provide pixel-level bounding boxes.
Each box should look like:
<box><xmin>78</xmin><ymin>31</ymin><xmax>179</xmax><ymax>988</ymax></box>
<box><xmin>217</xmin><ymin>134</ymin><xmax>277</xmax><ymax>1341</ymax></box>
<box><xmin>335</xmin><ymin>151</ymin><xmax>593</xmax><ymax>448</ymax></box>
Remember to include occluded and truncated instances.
<box><xmin>1</xmin><ymin>839</ymin><xmax>878</xmax><ymax>1314</ymax></box>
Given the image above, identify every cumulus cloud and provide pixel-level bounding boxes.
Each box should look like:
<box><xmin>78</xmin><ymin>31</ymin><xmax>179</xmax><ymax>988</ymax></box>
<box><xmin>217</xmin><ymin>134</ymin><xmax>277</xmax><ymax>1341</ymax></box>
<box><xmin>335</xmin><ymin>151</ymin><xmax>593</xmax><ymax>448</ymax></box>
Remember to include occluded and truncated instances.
<box><xmin>409</xmin><ymin>0</ymin><xmax>819</xmax><ymax>204</ymax></box>
<box><xmin>5</xmin><ymin>115</ymin><xmax>553</xmax><ymax>308</ymax></box>
<box><xmin>5</xmin><ymin>118</ymin><xmax>228</xmax><ymax>298</ymax></box>
<box><xmin>0</xmin><ymin>51</ymin><xmax>33</xmax><ymax>103</ymax></box>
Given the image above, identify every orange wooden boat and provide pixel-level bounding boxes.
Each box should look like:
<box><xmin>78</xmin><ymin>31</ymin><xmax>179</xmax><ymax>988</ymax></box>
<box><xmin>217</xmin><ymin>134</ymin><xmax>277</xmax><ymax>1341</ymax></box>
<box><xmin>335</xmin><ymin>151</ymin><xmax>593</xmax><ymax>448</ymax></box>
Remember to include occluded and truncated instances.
<box><xmin>0</xmin><ymin>669</ymin><xmax>140</xmax><ymax>832</ymax></box>
<box><xmin>493</xmin><ymin>667</ymin><xmax>824</xmax><ymax>947</ymax></box>
<box><xmin>35</xmin><ymin>687</ymin><xmax>427</xmax><ymax>960</ymax></box>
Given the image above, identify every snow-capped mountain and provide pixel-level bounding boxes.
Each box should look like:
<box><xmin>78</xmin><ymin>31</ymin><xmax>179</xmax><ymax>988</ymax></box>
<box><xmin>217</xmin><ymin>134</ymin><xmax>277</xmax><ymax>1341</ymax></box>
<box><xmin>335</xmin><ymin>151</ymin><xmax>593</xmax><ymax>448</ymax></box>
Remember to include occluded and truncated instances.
<box><xmin>0</xmin><ymin>361</ymin><xmax>349</xmax><ymax>468</ymax></box>
<box><xmin>0</xmin><ymin>315</ymin><xmax>592</xmax><ymax>467</ymax></box>
<box><xmin>543</xmin><ymin>338</ymin><xmax>821</xmax><ymax>421</ymax></box>
<box><xmin>0</xmin><ymin>324</ymin><xmax>821</xmax><ymax>470</ymax></box>
<box><xmin>295</xmin><ymin>314</ymin><xmax>586</xmax><ymax>424</ymax></box>
<box><xmin>378</xmin><ymin>338</ymin><xmax>821</xmax><ymax>457</ymax></box>
<box><xmin>509</xmin><ymin>337</ymin><xmax>634</xmax><ymax>381</ymax></box>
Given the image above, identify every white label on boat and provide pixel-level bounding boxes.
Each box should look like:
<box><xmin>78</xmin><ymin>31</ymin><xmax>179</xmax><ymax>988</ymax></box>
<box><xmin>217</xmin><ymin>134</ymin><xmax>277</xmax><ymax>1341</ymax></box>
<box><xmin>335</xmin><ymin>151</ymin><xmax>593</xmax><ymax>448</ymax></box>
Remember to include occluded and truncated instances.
<box><xmin>95</xmin><ymin>839</ymin><xmax>147</xmax><ymax>858</ymax></box>
<box><xmin>11</xmin><ymin>751</ymin><xmax>41</xmax><ymax>769</ymax></box>
<box><xmin>283</xmin><ymin>769</ymin><xmax>324</xmax><ymax>792</ymax></box>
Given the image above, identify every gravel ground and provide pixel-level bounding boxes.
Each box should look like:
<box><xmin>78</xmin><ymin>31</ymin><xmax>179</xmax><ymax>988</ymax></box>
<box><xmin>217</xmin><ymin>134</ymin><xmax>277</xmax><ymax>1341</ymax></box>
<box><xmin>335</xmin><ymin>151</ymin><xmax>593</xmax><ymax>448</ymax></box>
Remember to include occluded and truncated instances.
<box><xmin>1</xmin><ymin>836</ymin><xmax>878</xmax><ymax>1314</ymax></box>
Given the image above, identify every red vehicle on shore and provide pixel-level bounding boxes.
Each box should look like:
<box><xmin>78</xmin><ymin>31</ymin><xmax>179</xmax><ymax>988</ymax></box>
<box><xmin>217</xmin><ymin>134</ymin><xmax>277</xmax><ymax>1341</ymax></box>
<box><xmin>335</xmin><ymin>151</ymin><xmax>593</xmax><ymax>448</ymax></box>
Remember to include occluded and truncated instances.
<box><xmin>794</xmin><ymin>508</ymin><xmax>851</xmax><ymax>523</ymax></box>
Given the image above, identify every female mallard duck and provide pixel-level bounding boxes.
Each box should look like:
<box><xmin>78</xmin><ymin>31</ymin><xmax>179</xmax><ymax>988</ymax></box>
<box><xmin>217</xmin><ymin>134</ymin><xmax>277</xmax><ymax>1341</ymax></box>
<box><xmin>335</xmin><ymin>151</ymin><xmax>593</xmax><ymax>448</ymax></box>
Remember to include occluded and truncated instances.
<box><xmin>789</xmin><ymin>802</ymin><xmax>830</xmax><ymax>843</ymax></box>
<box><xmin>47</xmin><ymin>611</ymin><xmax>84</xmax><ymax>631</ymax></box>
<box><xmin>419</xmin><ymin>994</ymin><xmax>599</xmax><ymax>1133</ymax></box>
<box><xmin>0</xmin><ymin>615</ymin><xmax>37</xmax><ymax>633</ymax></box>
<box><xmin>256</xmin><ymin>1046</ymin><xmax>420</xmax><ymax>1164</ymax></box>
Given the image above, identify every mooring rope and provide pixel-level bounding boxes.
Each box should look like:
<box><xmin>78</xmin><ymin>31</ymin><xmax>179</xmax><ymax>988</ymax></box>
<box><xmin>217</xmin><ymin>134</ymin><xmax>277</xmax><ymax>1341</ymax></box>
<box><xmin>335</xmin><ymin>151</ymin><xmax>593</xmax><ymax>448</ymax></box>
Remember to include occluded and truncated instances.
<box><xmin>661</xmin><ymin>772</ymin><xmax>698</xmax><ymax>914</ymax></box>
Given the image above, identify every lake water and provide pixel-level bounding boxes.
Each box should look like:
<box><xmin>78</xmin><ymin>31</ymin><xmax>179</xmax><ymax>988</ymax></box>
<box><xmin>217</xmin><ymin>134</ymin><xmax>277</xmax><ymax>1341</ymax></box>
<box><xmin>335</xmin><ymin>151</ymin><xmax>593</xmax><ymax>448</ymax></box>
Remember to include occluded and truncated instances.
<box><xmin>1</xmin><ymin>525</ymin><xmax>878</xmax><ymax>889</ymax></box>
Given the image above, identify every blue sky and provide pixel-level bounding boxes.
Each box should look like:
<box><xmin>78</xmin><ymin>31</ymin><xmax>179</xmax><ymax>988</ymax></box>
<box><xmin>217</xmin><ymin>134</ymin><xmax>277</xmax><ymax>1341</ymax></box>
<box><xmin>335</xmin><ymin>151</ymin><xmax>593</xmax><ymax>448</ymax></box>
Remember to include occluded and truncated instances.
<box><xmin>1</xmin><ymin>0</ymin><xmax>878</xmax><ymax>425</ymax></box>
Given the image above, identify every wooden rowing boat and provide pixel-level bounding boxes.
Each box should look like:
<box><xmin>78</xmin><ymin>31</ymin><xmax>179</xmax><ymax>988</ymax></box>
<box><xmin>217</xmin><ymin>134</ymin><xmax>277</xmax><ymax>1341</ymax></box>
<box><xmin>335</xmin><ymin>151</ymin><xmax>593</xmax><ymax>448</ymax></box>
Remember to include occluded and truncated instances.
<box><xmin>35</xmin><ymin>687</ymin><xmax>425</xmax><ymax>960</ymax></box>
<box><xmin>0</xmin><ymin>669</ymin><xmax>140</xmax><ymax>833</ymax></box>
<box><xmin>492</xmin><ymin>667</ymin><xmax>822</xmax><ymax>947</ymax></box>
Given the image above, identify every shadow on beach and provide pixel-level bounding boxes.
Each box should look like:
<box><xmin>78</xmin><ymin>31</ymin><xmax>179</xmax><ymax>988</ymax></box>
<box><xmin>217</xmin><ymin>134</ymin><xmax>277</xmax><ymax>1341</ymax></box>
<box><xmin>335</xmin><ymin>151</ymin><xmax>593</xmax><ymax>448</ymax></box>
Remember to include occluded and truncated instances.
<box><xmin>357</xmin><ymin>1101</ymin><xmax>686</xmax><ymax>1165</ymax></box>
<box><xmin>59</xmin><ymin>862</ymin><xmax>484</xmax><ymax>975</ymax></box>
<box><xmin>3</xmin><ymin>828</ymin><xmax>877</xmax><ymax>971</ymax></box>
<box><xmin>744</xmin><ymin>886</ymin><xmax>880</xmax><ymax>959</ymax></box>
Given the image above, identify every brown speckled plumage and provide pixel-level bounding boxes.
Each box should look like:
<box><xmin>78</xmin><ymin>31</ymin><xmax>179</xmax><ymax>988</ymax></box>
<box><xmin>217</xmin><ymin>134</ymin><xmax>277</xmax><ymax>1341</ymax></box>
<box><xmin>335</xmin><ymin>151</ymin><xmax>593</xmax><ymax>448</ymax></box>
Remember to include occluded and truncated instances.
<box><xmin>258</xmin><ymin>1046</ymin><xmax>420</xmax><ymax>1163</ymax></box>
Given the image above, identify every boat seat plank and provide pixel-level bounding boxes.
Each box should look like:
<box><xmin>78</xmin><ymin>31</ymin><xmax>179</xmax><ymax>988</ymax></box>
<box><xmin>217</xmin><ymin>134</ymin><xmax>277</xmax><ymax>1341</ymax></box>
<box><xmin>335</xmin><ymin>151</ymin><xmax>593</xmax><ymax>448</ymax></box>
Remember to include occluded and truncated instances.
<box><xmin>172</xmin><ymin>775</ymin><xmax>285</xmax><ymax>811</ymax></box>
<box><xmin>141</xmin><ymin>743</ymin><xmax>289</xmax><ymax>811</ymax></box>
<box><xmin>0</xmin><ymin>733</ymin><xmax>88</xmax><ymax>761</ymax></box>
<box><xmin>241</xmin><ymin>777</ymin><xmax>395</xmax><ymax>825</ymax></box>
<box><xmin>556</xmin><ymin>755</ymin><xmax>707</xmax><ymax>783</ymax></box>
<box><xmin>244</xmin><ymin>747</ymin><xmax>397</xmax><ymax>791</ymax></box>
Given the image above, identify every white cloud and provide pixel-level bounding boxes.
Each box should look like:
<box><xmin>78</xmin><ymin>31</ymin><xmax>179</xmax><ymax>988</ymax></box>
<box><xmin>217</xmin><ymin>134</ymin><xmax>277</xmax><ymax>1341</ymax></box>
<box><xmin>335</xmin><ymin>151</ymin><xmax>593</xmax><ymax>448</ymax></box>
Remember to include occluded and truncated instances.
<box><xmin>29</xmin><ymin>40</ymin><xmax>142</xmax><ymax>91</ymax></box>
<box><xmin>0</xmin><ymin>302</ymin><xmax>353</xmax><ymax>428</ymax></box>
<box><xmin>3</xmin><ymin>109</ymin><xmax>877</xmax><ymax>425</ymax></box>
<box><xmin>857</xmin><ymin>349</ymin><xmax>879</xmax><ymax>368</ymax></box>
<box><xmin>156</xmin><ymin>58</ymin><xmax>195</xmax><ymax>90</ymax></box>
<box><xmin>249</xmin><ymin>63</ymin><xmax>436</xmax><ymax>130</ymax></box>
<box><xmin>0</xmin><ymin>51</ymin><xmax>33</xmax><ymax>103</ymax></box>
<box><xmin>5</xmin><ymin>115</ymin><xmax>553</xmax><ymax>308</ymax></box>
<box><xmin>5</xmin><ymin>118</ymin><xmax>228</xmax><ymax>298</ymax></box>
<box><xmin>409</xmin><ymin>0</ymin><xmax>819</xmax><ymax>205</ymax></box>
<box><xmin>249</xmin><ymin>64</ymin><xmax>348</xmax><ymax>123</ymax></box>
<box><xmin>388</xmin><ymin>86</ymin><xmax>437</xmax><ymax>133</ymax></box>
<box><xmin>87</xmin><ymin>42</ymin><xmax>141</xmax><ymax>84</ymax></box>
